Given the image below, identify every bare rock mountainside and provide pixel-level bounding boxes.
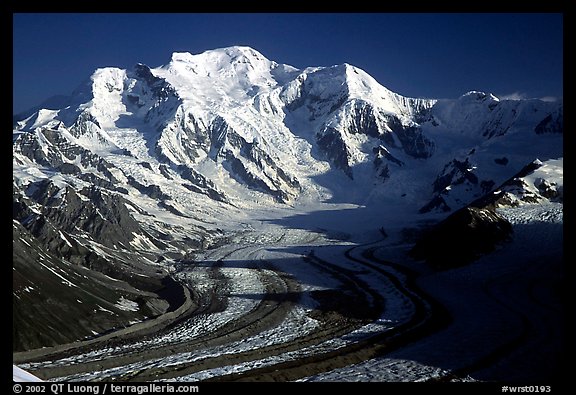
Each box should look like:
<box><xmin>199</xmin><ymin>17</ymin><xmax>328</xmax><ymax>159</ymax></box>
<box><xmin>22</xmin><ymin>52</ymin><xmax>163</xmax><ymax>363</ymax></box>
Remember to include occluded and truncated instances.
<box><xmin>13</xmin><ymin>45</ymin><xmax>562</xmax><ymax>377</ymax></box>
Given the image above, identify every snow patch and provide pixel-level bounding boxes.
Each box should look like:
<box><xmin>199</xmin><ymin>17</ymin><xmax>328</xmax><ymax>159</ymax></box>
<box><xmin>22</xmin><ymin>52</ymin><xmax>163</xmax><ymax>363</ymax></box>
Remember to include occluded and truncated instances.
<box><xmin>115</xmin><ymin>297</ymin><xmax>139</xmax><ymax>312</ymax></box>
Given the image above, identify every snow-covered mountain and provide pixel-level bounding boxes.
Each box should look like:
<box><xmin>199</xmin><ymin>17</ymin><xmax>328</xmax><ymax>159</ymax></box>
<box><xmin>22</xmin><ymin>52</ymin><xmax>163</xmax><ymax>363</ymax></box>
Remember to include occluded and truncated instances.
<box><xmin>13</xmin><ymin>46</ymin><xmax>563</xmax><ymax>351</ymax></box>
<box><xmin>14</xmin><ymin>46</ymin><xmax>562</xmax><ymax>208</ymax></box>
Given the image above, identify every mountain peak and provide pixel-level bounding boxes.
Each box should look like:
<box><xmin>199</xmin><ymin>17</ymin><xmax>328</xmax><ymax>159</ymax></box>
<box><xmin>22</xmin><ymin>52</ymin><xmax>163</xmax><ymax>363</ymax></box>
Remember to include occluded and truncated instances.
<box><xmin>460</xmin><ymin>91</ymin><xmax>500</xmax><ymax>102</ymax></box>
<box><xmin>170</xmin><ymin>52</ymin><xmax>195</xmax><ymax>63</ymax></box>
<box><xmin>218</xmin><ymin>45</ymin><xmax>268</xmax><ymax>60</ymax></box>
<box><xmin>169</xmin><ymin>46</ymin><xmax>273</xmax><ymax>69</ymax></box>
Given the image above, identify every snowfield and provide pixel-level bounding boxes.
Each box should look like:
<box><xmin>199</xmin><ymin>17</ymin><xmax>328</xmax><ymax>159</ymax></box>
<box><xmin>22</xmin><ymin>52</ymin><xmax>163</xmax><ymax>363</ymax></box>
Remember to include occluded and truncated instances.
<box><xmin>13</xmin><ymin>365</ymin><xmax>42</xmax><ymax>382</ymax></box>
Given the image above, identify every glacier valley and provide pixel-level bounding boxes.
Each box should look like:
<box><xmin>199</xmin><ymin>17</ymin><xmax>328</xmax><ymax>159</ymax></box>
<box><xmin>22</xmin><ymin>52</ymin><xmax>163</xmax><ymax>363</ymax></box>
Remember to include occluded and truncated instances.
<box><xmin>13</xmin><ymin>46</ymin><xmax>563</xmax><ymax>382</ymax></box>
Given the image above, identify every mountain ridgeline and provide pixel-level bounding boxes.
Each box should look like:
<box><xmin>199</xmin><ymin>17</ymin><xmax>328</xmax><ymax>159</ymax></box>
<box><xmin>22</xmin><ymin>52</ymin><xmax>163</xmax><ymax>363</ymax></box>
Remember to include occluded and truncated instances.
<box><xmin>12</xmin><ymin>46</ymin><xmax>563</xmax><ymax>350</ymax></box>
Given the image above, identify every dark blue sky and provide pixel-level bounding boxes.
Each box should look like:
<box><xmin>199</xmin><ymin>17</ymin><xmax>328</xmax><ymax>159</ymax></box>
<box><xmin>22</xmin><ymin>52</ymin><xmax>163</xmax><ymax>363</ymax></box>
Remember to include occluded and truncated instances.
<box><xmin>13</xmin><ymin>13</ymin><xmax>563</xmax><ymax>115</ymax></box>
